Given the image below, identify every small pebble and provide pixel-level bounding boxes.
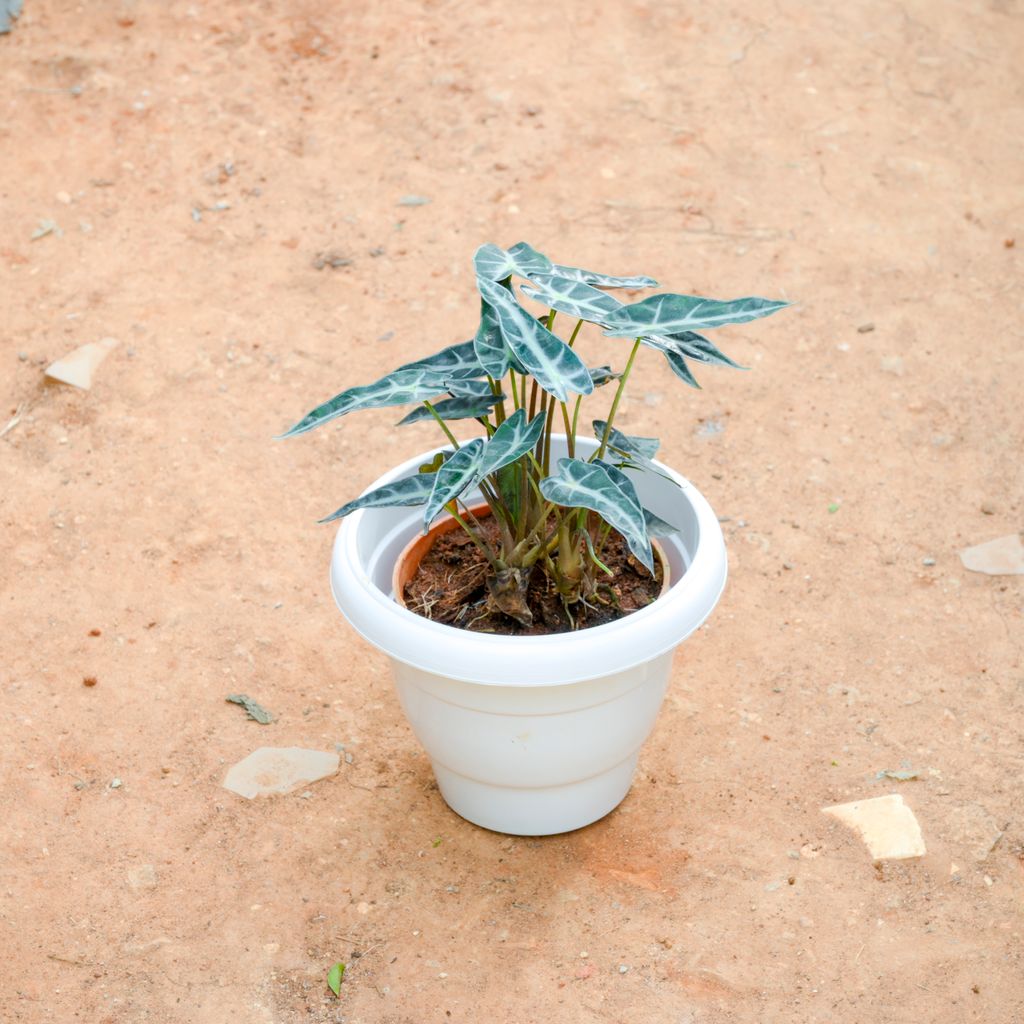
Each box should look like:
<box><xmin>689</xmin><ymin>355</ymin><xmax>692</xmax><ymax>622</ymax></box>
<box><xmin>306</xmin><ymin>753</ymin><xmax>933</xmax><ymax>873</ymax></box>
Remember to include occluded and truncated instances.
<box><xmin>980</xmin><ymin>502</ymin><xmax>997</xmax><ymax>515</ymax></box>
<box><xmin>110</xmin><ymin>778</ymin><xmax>122</xmax><ymax>789</ymax></box>
<box><xmin>922</xmin><ymin>557</ymin><xmax>936</xmax><ymax>567</ymax></box>
<box><xmin>857</xmin><ymin>323</ymin><xmax>875</xmax><ymax>333</ymax></box>
<box><xmin>579</xmin><ymin>951</ymin><xmax>589</xmax><ymax>959</ymax></box>
<box><xmin>18</xmin><ymin>351</ymin><xmax>28</xmax><ymax>361</ymax></box>
<box><xmin>618</xmin><ymin>964</ymin><xmax>630</xmax><ymax>974</ymax></box>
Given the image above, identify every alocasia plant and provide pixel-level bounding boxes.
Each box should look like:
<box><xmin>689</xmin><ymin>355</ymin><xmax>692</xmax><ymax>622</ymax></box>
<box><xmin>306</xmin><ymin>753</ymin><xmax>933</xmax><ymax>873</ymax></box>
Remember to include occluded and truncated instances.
<box><xmin>281</xmin><ymin>243</ymin><xmax>789</xmax><ymax>627</ymax></box>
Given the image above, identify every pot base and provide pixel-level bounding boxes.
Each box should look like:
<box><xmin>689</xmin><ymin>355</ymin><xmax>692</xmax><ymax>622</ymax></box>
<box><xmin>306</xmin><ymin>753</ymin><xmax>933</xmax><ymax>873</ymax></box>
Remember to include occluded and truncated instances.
<box><xmin>432</xmin><ymin>753</ymin><xmax>638</xmax><ymax>836</ymax></box>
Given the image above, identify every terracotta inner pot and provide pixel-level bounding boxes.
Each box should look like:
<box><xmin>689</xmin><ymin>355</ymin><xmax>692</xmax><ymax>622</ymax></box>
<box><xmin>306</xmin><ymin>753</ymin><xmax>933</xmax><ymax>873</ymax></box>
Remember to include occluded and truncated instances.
<box><xmin>393</xmin><ymin>503</ymin><xmax>671</xmax><ymax>609</ymax></box>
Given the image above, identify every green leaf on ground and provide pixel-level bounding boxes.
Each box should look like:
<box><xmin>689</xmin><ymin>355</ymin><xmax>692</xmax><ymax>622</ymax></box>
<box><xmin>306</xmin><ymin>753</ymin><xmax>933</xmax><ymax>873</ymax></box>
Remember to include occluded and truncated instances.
<box><xmin>225</xmin><ymin>694</ymin><xmax>274</xmax><ymax>725</ymax></box>
<box><xmin>327</xmin><ymin>962</ymin><xmax>345</xmax><ymax>997</ymax></box>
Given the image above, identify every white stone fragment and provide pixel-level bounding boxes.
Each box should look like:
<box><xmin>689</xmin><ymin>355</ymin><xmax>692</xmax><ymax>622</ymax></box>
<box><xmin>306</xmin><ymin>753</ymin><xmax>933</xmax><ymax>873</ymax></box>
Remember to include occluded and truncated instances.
<box><xmin>822</xmin><ymin>793</ymin><xmax>926</xmax><ymax>860</ymax></box>
<box><xmin>223</xmin><ymin>747</ymin><xmax>339</xmax><ymax>799</ymax></box>
<box><xmin>959</xmin><ymin>534</ymin><xmax>1024</xmax><ymax>576</ymax></box>
<box><xmin>45</xmin><ymin>336</ymin><xmax>119</xmax><ymax>390</ymax></box>
<box><xmin>126</xmin><ymin>864</ymin><xmax>158</xmax><ymax>890</ymax></box>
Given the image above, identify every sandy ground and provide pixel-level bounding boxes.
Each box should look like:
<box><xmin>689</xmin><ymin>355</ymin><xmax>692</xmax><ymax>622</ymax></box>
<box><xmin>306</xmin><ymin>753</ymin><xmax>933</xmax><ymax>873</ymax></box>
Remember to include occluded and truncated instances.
<box><xmin>2</xmin><ymin>1</ymin><xmax>1023</xmax><ymax>1021</ymax></box>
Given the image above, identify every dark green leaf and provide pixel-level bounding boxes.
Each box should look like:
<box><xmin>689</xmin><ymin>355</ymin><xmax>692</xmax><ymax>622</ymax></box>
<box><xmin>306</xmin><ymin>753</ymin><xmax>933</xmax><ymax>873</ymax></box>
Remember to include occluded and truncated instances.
<box><xmin>474</xmin><ymin>241</ymin><xmax>553</xmax><ymax>282</ymax></box>
<box><xmin>477</xmin><ymin>275</ymin><xmax>593</xmax><ymax>402</ymax></box>
<box><xmin>473</xmin><ymin>298</ymin><xmax>515</xmax><ymax>378</ymax></box>
<box><xmin>422</xmin><ymin>439</ymin><xmax>487</xmax><ymax>527</ymax></box>
<box><xmin>319</xmin><ymin>469</ymin><xmax>443</xmax><ymax>523</ymax></box>
<box><xmin>539</xmin><ymin>458</ymin><xmax>654</xmax><ymax>573</ymax></box>
<box><xmin>588</xmin><ymin>365</ymin><xmax>619</xmax><ymax>388</ymax></box>
<box><xmin>474</xmin><ymin>243</ymin><xmax>516</xmax><ymax>282</ymax></box>
<box><xmin>279</xmin><ymin>367</ymin><xmax>451</xmax><ymax>438</ymax></box>
<box><xmin>663</xmin><ymin>349</ymin><xmax>701</xmax><ymax>388</ymax></box>
<box><xmin>603</xmin><ymin>293</ymin><xmax>790</xmax><ymax>337</ymax></box>
<box><xmin>327</xmin><ymin>963</ymin><xmax>345</xmax><ymax>997</ymax></box>
<box><xmin>506</xmin><ymin>241</ymin><xmax>554</xmax><ymax>277</ymax></box>
<box><xmin>476</xmin><ymin>409</ymin><xmax>546</xmax><ymax>480</ymax></box>
<box><xmin>396</xmin><ymin>339</ymin><xmax>485</xmax><ymax>381</ymax></box>
<box><xmin>592</xmin><ymin>420</ymin><xmax>660</xmax><ymax>460</ymax></box>
<box><xmin>638</xmin><ymin>336</ymin><xmax>702</xmax><ymax>389</ymax></box>
<box><xmin>519</xmin><ymin>273</ymin><xmax>624</xmax><ymax>324</ymax></box>
<box><xmin>444</xmin><ymin>377</ymin><xmax>497</xmax><ymax>399</ymax></box>
<box><xmin>645</xmin><ymin>330</ymin><xmax>745</xmax><ymax>369</ymax></box>
<box><xmin>397</xmin><ymin>394</ymin><xmax>501</xmax><ymax>425</ymax></box>
<box><xmin>550</xmin><ymin>262</ymin><xmax>657</xmax><ymax>289</ymax></box>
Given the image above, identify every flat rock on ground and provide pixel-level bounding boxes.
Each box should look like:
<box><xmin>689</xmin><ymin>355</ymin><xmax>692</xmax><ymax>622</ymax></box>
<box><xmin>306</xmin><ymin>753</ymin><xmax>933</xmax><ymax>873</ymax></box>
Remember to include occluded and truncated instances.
<box><xmin>223</xmin><ymin>747</ymin><xmax>339</xmax><ymax>799</ymax></box>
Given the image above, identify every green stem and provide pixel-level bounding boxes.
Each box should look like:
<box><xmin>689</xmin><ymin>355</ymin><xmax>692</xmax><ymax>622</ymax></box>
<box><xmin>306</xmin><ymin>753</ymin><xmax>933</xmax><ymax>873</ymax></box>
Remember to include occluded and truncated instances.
<box><xmin>508</xmin><ymin>370</ymin><xmax>520</xmax><ymax>411</ymax></box>
<box><xmin>560</xmin><ymin>401</ymin><xmax>575</xmax><ymax>458</ymax></box>
<box><xmin>488</xmin><ymin>375</ymin><xmax>506</xmax><ymax>426</ymax></box>
<box><xmin>570</xmin><ymin>394</ymin><xmax>583</xmax><ymax>441</ymax></box>
<box><xmin>596</xmin><ymin>337</ymin><xmax>642</xmax><ymax>460</ymax></box>
<box><xmin>423</xmin><ymin>400</ymin><xmax>460</xmax><ymax>449</ymax></box>
<box><xmin>542</xmin><ymin>393</ymin><xmax>556</xmax><ymax>473</ymax></box>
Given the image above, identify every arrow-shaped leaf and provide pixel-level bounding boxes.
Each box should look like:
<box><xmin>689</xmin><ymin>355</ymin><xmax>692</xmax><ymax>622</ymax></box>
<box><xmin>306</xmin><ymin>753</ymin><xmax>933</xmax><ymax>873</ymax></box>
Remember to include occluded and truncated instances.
<box><xmin>646</xmin><ymin>330</ymin><xmax>745</xmax><ymax>369</ymax></box>
<box><xmin>444</xmin><ymin>377</ymin><xmax>497</xmax><ymax>399</ymax></box>
<box><xmin>637</xmin><ymin>336</ymin><xmax>702</xmax><ymax>389</ymax></box>
<box><xmin>477</xmin><ymin>275</ymin><xmax>594</xmax><ymax>402</ymax></box>
<box><xmin>476</xmin><ymin>409</ymin><xmax>546</xmax><ymax>479</ymax></box>
<box><xmin>603</xmin><ymin>293</ymin><xmax>790</xmax><ymax>338</ymax></box>
<box><xmin>592</xmin><ymin>420</ymin><xmax>660</xmax><ymax>460</ymax></box>
<box><xmin>506</xmin><ymin>241</ymin><xmax>554</xmax><ymax>278</ymax></box>
<box><xmin>319</xmin><ymin>465</ymin><xmax>446</xmax><ymax>523</ymax></box>
<box><xmin>473</xmin><ymin>298</ymin><xmax>517</xmax><ymax>378</ymax></box>
<box><xmin>474</xmin><ymin>241</ymin><xmax>553</xmax><ymax>282</ymax></box>
<box><xmin>423</xmin><ymin>439</ymin><xmax>487</xmax><ymax>528</ymax></box>
<box><xmin>279</xmin><ymin>367</ymin><xmax>451</xmax><ymax>438</ymax></box>
<box><xmin>539</xmin><ymin>458</ymin><xmax>654</xmax><ymax>574</ymax></box>
<box><xmin>397</xmin><ymin>339</ymin><xmax>486</xmax><ymax>380</ymax></box>
<box><xmin>519</xmin><ymin>273</ymin><xmax>624</xmax><ymax>324</ymax></box>
<box><xmin>550</xmin><ymin>262</ymin><xmax>657</xmax><ymax>289</ymax></box>
<box><xmin>397</xmin><ymin>394</ymin><xmax>501</xmax><ymax>425</ymax></box>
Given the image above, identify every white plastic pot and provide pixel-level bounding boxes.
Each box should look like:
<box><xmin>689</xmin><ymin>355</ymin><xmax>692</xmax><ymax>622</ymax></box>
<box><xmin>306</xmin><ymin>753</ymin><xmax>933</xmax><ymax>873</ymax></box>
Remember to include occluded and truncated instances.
<box><xmin>330</xmin><ymin>436</ymin><xmax>727</xmax><ymax>835</ymax></box>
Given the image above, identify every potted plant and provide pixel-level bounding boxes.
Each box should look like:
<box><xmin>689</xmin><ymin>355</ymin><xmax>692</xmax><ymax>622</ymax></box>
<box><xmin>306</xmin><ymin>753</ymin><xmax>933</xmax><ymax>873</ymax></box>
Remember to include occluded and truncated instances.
<box><xmin>281</xmin><ymin>242</ymin><xmax>788</xmax><ymax>835</ymax></box>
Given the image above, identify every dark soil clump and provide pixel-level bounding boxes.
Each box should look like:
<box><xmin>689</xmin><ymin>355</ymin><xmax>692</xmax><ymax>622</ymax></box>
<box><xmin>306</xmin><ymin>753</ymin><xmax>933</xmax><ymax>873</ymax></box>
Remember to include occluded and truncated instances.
<box><xmin>402</xmin><ymin>516</ymin><xmax>669</xmax><ymax>635</ymax></box>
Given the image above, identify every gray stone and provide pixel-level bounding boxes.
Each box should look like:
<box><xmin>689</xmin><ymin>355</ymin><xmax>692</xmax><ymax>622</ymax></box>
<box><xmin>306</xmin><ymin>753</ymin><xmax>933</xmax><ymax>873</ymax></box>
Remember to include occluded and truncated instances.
<box><xmin>223</xmin><ymin>747</ymin><xmax>339</xmax><ymax>799</ymax></box>
<box><xmin>959</xmin><ymin>534</ymin><xmax>1024</xmax><ymax>575</ymax></box>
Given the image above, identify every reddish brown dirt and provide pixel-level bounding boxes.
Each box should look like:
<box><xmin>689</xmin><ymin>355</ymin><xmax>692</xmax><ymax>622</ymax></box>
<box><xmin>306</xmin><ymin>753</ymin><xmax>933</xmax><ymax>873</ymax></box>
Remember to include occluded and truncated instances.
<box><xmin>402</xmin><ymin>514</ymin><xmax>666</xmax><ymax>634</ymax></box>
<box><xmin>2</xmin><ymin>2</ymin><xmax>1023</xmax><ymax>1023</ymax></box>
